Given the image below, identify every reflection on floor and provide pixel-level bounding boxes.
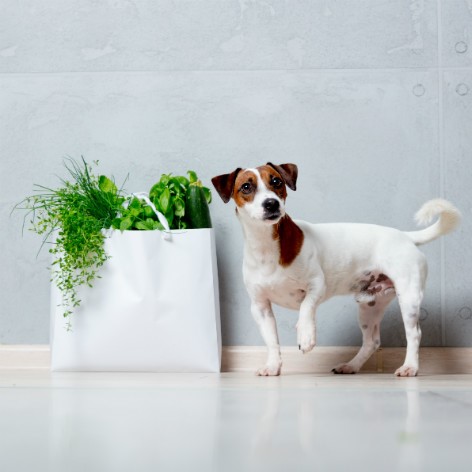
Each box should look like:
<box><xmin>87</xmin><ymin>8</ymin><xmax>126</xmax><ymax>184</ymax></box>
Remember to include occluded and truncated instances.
<box><xmin>0</xmin><ymin>371</ymin><xmax>471</xmax><ymax>472</ymax></box>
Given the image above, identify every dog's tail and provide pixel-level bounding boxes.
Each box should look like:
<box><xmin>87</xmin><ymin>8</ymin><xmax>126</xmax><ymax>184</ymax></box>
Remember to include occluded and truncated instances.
<box><xmin>404</xmin><ymin>199</ymin><xmax>461</xmax><ymax>246</ymax></box>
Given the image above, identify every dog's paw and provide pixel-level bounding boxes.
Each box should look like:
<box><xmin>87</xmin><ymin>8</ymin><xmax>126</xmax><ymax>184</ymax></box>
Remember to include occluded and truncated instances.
<box><xmin>256</xmin><ymin>363</ymin><xmax>282</xmax><ymax>376</ymax></box>
<box><xmin>331</xmin><ymin>363</ymin><xmax>358</xmax><ymax>375</ymax></box>
<box><xmin>297</xmin><ymin>322</ymin><xmax>316</xmax><ymax>354</ymax></box>
<box><xmin>395</xmin><ymin>365</ymin><xmax>418</xmax><ymax>377</ymax></box>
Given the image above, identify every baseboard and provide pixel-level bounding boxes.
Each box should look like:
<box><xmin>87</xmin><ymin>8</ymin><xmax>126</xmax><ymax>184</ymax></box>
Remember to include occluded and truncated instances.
<box><xmin>222</xmin><ymin>346</ymin><xmax>472</xmax><ymax>374</ymax></box>
<box><xmin>1</xmin><ymin>345</ymin><xmax>472</xmax><ymax>374</ymax></box>
<box><xmin>0</xmin><ymin>345</ymin><xmax>51</xmax><ymax>370</ymax></box>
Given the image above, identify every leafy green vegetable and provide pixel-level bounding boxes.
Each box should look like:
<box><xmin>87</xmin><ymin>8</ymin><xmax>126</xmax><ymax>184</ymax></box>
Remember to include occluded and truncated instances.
<box><xmin>16</xmin><ymin>162</ymin><xmax>213</xmax><ymax>327</ymax></box>
<box><xmin>98</xmin><ymin>175</ymin><xmax>118</xmax><ymax>194</ymax></box>
<box><xmin>159</xmin><ymin>188</ymin><xmax>171</xmax><ymax>214</ymax></box>
<box><xmin>112</xmin><ymin>170</ymin><xmax>212</xmax><ymax>231</ymax></box>
<box><xmin>187</xmin><ymin>171</ymin><xmax>198</xmax><ymax>184</ymax></box>
<box><xmin>16</xmin><ymin>157</ymin><xmax>125</xmax><ymax>329</ymax></box>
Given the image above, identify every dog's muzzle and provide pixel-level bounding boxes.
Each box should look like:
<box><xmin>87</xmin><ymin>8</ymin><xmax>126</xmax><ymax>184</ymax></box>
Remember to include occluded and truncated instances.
<box><xmin>262</xmin><ymin>198</ymin><xmax>281</xmax><ymax>221</ymax></box>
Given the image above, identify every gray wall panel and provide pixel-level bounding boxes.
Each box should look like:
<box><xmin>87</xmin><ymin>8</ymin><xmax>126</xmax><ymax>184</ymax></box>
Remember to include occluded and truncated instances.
<box><xmin>441</xmin><ymin>0</ymin><xmax>472</xmax><ymax>67</ymax></box>
<box><xmin>0</xmin><ymin>1</ymin><xmax>469</xmax><ymax>348</ymax></box>
<box><xmin>1</xmin><ymin>0</ymin><xmax>437</xmax><ymax>72</ymax></box>
<box><xmin>443</xmin><ymin>70</ymin><xmax>472</xmax><ymax>346</ymax></box>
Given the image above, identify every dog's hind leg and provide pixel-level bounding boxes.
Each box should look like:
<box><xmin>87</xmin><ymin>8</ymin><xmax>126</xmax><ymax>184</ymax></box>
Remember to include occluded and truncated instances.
<box><xmin>332</xmin><ymin>292</ymin><xmax>395</xmax><ymax>374</ymax></box>
<box><xmin>394</xmin><ymin>291</ymin><xmax>424</xmax><ymax>377</ymax></box>
<box><xmin>394</xmin><ymin>285</ymin><xmax>425</xmax><ymax>377</ymax></box>
<box><xmin>392</xmin><ymin>257</ymin><xmax>427</xmax><ymax>377</ymax></box>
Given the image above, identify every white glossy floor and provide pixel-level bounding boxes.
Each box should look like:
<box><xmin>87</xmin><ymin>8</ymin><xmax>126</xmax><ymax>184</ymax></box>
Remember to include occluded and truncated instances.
<box><xmin>1</xmin><ymin>371</ymin><xmax>471</xmax><ymax>472</ymax></box>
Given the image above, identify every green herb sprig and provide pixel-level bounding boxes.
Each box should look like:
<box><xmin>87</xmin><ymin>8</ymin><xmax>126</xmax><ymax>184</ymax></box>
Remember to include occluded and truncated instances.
<box><xmin>16</xmin><ymin>158</ymin><xmax>125</xmax><ymax>329</ymax></box>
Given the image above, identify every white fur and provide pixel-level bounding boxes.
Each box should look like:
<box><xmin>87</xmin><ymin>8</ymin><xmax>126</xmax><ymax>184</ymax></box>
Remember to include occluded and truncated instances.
<box><xmin>237</xmin><ymin>178</ymin><xmax>461</xmax><ymax>378</ymax></box>
<box><xmin>406</xmin><ymin>198</ymin><xmax>461</xmax><ymax>245</ymax></box>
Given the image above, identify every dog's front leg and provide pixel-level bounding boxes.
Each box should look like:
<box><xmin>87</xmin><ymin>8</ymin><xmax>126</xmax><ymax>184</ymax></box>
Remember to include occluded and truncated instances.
<box><xmin>251</xmin><ymin>301</ymin><xmax>282</xmax><ymax>376</ymax></box>
<box><xmin>297</xmin><ymin>279</ymin><xmax>325</xmax><ymax>354</ymax></box>
<box><xmin>297</xmin><ymin>297</ymin><xmax>318</xmax><ymax>354</ymax></box>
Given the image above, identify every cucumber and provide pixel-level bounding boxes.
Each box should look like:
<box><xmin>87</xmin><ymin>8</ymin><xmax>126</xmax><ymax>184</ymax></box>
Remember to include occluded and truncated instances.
<box><xmin>186</xmin><ymin>184</ymin><xmax>212</xmax><ymax>229</ymax></box>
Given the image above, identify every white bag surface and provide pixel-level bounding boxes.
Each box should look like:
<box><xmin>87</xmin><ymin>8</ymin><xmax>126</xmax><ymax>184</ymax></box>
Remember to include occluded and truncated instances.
<box><xmin>50</xmin><ymin>229</ymin><xmax>221</xmax><ymax>372</ymax></box>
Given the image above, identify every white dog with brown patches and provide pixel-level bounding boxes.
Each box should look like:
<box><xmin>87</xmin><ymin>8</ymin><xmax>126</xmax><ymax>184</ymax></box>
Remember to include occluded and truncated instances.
<box><xmin>212</xmin><ymin>163</ymin><xmax>461</xmax><ymax>377</ymax></box>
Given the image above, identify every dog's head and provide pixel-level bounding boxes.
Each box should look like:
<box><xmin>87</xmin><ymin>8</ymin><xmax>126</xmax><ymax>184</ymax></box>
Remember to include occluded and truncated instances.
<box><xmin>211</xmin><ymin>163</ymin><xmax>298</xmax><ymax>225</ymax></box>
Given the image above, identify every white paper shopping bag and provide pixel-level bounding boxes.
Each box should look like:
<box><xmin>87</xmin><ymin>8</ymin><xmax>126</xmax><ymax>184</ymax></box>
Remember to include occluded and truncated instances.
<box><xmin>50</xmin><ymin>228</ymin><xmax>221</xmax><ymax>372</ymax></box>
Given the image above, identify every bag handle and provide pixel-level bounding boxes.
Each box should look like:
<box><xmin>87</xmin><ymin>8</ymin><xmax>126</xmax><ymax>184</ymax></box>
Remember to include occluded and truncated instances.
<box><xmin>128</xmin><ymin>192</ymin><xmax>172</xmax><ymax>241</ymax></box>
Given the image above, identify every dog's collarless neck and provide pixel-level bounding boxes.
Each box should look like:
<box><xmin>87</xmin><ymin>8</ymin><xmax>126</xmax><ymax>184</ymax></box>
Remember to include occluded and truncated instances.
<box><xmin>240</xmin><ymin>213</ymin><xmax>304</xmax><ymax>268</ymax></box>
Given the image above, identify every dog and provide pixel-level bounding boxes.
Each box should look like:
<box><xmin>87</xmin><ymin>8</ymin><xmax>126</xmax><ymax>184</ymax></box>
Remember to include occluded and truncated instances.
<box><xmin>211</xmin><ymin>163</ymin><xmax>461</xmax><ymax>377</ymax></box>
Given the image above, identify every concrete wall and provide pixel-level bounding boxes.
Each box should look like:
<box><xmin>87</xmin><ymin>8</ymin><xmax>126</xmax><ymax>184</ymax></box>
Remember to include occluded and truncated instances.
<box><xmin>1</xmin><ymin>0</ymin><xmax>471</xmax><ymax>346</ymax></box>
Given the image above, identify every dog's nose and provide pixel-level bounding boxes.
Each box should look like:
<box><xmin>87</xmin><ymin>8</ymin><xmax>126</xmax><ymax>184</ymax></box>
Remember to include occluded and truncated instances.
<box><xmin>263</xmin><ymin>198</ymin><xmax>280</xmax><ymax>212</ymax></box>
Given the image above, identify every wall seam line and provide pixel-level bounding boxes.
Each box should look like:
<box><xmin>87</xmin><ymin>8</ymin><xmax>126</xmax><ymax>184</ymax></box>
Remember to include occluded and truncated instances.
<box><xmin>437</xmin><ymin>0</ymin><xmax>446</xmax><ymax>347</ymax></box>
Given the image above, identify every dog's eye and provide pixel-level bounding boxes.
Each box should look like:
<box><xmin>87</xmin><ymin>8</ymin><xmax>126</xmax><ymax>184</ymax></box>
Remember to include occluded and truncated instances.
<box><xmin>271</xmin><ymin>177</ymin><xmax>283</xmax><ymax>188</ymax></box>
<box><xmin>241</xmin><ymin>183</ymin><xmax>253</xmax><ymax>194</ymax></box>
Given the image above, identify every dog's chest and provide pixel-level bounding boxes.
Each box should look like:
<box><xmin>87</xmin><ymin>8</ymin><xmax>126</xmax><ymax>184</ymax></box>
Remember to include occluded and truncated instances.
<box><xmin>244</xmin><ymin>253</ymin><xmax>307</xmax><ymax>309</ymax></box>
<box><xmin>266</xmin><ymin>282</ymin><xmax>307</xmax><ymax>310</ymax></box>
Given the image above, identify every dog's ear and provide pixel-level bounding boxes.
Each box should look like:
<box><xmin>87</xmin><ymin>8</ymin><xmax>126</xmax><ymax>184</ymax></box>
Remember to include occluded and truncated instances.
<box><xmin>267</xmin><ymin>163</ymin><xmax>298</xmax><ymax>191</ymax></box>
<box><xmin>211</xmin><ymin>168</ymin><xmax>242</xmax><ymax>203</ymax></box>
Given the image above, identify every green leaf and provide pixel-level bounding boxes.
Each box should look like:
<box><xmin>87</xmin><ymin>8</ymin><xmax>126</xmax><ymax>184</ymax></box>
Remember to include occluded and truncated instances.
<box><xmin>111</xmin><ymin>218</ymin><xmax>122</xmax><ymax>229</ymax></box>
<box><xmin>129</xmin><ymin>197</ymin><xmax>141</xmax><ymax>210</ymax></box>
<box><xmin>149</xmin><ymin>183</ymin><xmax>164</xmax><ymax>200</ymax></box>
<box><xmin>167</xmin><ymin>179</ymin><xmax>178</xmax><ymax>193</ymax></box>
<box><xmin>159</xmin><ymin>188</ymin><xmax>171</xmax><ymax>214</ymax></box>
<box><xmin>120</xmin><ymin>217</ymin><xmax>134</xmax><ymax>231</ymax></box>
<box><xmin>187</xmin><ymin>171</ymin><xmax>198</xmax><ymax>184</ymax></box>
<box><xmin>159</xmin><ymin>174</ymin><xmax>171</xmax><ymax>186</ymax></box>
<box><xmin>146</xmin><ymin>218</ymin><xmax>159</xmax><ymax>230</ymax></box>
<box><xmin>144</xmin><ymin>205</ymin><xmax>156</xmax><ymax>219</ymax></box>
<box><xmin>174</xmin><ymin>197</ymin><xmax>185</xmax><ymax>217</ymax></box>
<box><xmin>152</xmin><ymin>196</ymin><xmax>162</xmax><ymax>213</ymax></box>
<box><xmin>175</xmin><ymin>176</ymin><xmax>190</xmax><ymax>190</ymax></box>
<box><xmin>165</xmin><ymin>206</ymin><xmax>174</xmax><ymax>226</ymax></box>
<box><xmin>135</xmin><ymin>221</ymin><xmax>149</xmax><ymax>231</ymax></box>
<box><xmin>98</xmin><ymin>175</ymin><xmax>117</xmax><ymax>194</ymax></box>
<box><xmin>202</xmin><ymin>187</ymin><xmax>212</xmax><ymax>204</ymax></box>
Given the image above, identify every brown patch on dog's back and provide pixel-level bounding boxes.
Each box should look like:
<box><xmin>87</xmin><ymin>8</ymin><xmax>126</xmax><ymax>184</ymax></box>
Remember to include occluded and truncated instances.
<box><xmin>272</xmin><ymin>215</ymin><xmax>304</xmax><ymax>267</ymax></box>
